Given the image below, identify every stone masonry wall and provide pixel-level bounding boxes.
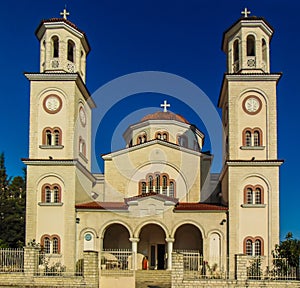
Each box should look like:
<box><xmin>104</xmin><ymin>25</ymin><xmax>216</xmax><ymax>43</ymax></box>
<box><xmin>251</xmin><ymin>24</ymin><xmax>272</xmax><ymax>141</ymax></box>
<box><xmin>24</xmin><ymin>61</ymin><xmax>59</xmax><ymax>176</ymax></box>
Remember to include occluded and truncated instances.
<box><xmin>171</xmin><ymin>252</ymin><xmax>300</xmax><ymax>288</ymax></box>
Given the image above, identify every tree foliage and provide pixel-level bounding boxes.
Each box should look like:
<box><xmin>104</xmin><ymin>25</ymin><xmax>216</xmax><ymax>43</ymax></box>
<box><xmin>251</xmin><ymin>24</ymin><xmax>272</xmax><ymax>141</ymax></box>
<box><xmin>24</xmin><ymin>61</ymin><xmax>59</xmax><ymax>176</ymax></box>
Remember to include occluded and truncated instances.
<box><xmin>0</xmin><ymin>152</ymin><xmax>26</xmax><ymax>248</ymax></box>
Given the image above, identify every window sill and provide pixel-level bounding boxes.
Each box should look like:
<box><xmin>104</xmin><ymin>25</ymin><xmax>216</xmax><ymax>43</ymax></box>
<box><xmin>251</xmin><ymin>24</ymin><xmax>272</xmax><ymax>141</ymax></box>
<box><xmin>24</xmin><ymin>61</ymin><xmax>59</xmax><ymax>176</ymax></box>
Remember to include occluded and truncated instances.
<box><xmin>241</xmin><ymin>204</ymin><xmax>266</xmax><ymax>208</ymax></box>
<box><xmin>240</xmin><ymin>146</ymin><xmax>265</xmax><ymax>150</ymax></box>
<box><xmin>39</xmin><ymin>145</ymin><xmax>64</xmax><ymax>149</ymax></box>
<box><xmin>38</xmin><ymin>202</ymin><xmax>63</xmax><ymax>206</ymax></box>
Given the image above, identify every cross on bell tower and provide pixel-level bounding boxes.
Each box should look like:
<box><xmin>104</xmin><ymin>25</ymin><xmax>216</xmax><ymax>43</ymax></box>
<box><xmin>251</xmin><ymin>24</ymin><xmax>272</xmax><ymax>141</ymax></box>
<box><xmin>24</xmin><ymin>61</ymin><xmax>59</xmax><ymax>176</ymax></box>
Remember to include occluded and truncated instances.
<box><xmin>60</xmin><ymin>7</ymin><xmax>70</xmax><ymax>20</ymax></box>
<box><xmin>241</xmin><ymin>7</ymin><xmax>251</xmax><ymax>18</ymax></box>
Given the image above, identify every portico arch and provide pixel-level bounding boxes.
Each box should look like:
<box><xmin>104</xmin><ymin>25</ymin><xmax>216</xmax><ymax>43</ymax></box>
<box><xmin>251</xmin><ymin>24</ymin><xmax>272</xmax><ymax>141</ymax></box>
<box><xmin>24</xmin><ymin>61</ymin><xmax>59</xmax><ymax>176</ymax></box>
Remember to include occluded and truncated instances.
<box><xmin>102</xmin><ymin>223</ymin><xmax>131</xmax><ymax>249</ymax></box>
<box><xmin>173</xmin><ymin>223</ymin><xmax>203</xmax><ymax>253</ymax></box>
<box><xmin>137</xmin><ymin>223</ymin><xmax>168</xmax><ymax>270</ymax></box>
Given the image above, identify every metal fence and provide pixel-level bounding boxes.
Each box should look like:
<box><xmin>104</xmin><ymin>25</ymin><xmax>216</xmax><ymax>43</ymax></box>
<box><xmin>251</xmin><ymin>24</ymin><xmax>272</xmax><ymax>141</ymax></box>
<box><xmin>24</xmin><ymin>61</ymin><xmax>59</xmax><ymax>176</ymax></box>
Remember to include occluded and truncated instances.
<box><xmin>36</xmin><ymin>252</ymin><xmax>83</xmax><ymax>276</ymax></box>
<box><xmin>0</xmin><ymin>248</ymin><xmax>24</xmax><ymax>273</ymax></box>
<box><xmin>246</xmin><ymin>256</ymin><xmax>299</xmax><ymax>280</ymax></box>
<box><xmin>101</xmin><ymin>249</ymin><xmax>133</xmax><ymax>275</ymax></box>
<box><xmin>174</xmin><ymin>250</ymin><xmax>227</xmax><ymax>279</ymax></box>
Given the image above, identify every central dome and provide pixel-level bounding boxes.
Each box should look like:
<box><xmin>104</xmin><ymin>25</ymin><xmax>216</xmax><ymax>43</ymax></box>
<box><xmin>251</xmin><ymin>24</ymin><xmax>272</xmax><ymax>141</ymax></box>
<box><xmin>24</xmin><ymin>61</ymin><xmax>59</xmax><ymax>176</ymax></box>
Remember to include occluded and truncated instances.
<box><xmin>141</xmin><ymin>111</ymin><xmax>190</xmax><ymax>124</ymax></box>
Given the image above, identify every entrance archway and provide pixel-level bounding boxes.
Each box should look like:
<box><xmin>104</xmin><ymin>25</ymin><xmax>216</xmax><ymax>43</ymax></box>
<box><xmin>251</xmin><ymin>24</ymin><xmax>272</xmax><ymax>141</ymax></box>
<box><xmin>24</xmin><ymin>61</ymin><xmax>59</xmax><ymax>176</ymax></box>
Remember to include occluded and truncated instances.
<box><xmin>138</xmin><ymin>224</ymin><xmax>167</xmax><ymax>270</ymax></box>
<box><xmin>103</xmin><ymin>223</ymin><xmax>131</xmax><ymax>249</ymax></box>
<box><xmin>173</xmin><ymin>224</ymin><xmax>203</xmax><ymax>253</ymax></box>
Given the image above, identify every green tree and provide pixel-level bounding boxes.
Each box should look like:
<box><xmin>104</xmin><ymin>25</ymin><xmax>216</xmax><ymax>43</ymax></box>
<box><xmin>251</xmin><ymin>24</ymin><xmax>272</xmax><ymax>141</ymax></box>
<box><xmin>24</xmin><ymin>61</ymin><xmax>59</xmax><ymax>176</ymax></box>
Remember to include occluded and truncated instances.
<box><xmin>0</xmin><ymin>152</ymin><xmax>26</xmax><ymax>248</ymax></box>
<box><xmin>272</xmin><ymin>232</ymin><xmax>300</xmax><ymax>279</ymax></box>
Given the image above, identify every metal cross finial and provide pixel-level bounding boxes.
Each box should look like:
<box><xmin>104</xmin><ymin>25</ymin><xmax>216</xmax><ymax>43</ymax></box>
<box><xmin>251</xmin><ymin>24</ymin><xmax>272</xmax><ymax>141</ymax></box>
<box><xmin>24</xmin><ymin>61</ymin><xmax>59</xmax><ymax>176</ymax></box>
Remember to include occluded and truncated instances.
<box><xmin>60</xmin><ymin>7</ymin><xmax>70</xmax><ymax>20</ymax></box>
<box><xmin>160</xmin><ymin>100</ymin><xmax>170</xmax><ymax>112</ymax></box>
<box><xmin>241</xmin><ymin>7</ymin><xmax>251</xmax><ymax>18</ymax></box>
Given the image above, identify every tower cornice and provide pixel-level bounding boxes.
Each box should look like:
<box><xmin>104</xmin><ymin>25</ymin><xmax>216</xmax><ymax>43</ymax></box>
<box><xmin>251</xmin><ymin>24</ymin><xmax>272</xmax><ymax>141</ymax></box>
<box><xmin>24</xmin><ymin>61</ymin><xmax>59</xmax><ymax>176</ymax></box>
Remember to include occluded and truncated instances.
<box><xmin>24</xmin><ymin>72</ymin><xmax>96</xmax><ymax>109</ymax></box>
<box><xmin>218</xmin><ymin>72</ymin><xmax>282</xmax><ymax>107</ymax></box>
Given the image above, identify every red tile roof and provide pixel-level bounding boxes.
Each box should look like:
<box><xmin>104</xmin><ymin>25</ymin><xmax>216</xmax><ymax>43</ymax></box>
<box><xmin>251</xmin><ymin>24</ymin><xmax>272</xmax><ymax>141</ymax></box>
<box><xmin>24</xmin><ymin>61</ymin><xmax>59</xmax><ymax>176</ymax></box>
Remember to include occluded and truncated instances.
<box><xmin>75</xmin><ymin>201</ymin><xmax>128</xmax><ymax>210</ymax></box>
<box><xmin>141</xmin><ymin>111</ymin><xmax>189</xmax><ymax>124</ymax></box>
<box><xmin>75</xmin><ymin>199</ymin><xmax>227</xmax><ymax>212</ymax></box>
<box><xmin>174</xmin><ymin>203</ymin><xmax>228</xmax><ymax>211</ymax></box>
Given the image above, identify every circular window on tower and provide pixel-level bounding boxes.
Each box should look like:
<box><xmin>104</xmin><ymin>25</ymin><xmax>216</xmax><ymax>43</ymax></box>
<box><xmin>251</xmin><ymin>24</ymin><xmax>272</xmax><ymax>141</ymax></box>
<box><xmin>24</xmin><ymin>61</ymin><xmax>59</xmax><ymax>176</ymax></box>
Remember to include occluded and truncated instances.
<box><xmin>242</xmin><ymin>96</ymin><xmax>262</xmax><ymax>115</ymax></box>
<box><xmin>79</xmin><ymin>107</ymin><xmax>87</xmax><ymax>127</ymax></box>
<box><xmin>43</xmin><ymin>94</ymin><xmax>62</xmax><ymax>114</ymax></box>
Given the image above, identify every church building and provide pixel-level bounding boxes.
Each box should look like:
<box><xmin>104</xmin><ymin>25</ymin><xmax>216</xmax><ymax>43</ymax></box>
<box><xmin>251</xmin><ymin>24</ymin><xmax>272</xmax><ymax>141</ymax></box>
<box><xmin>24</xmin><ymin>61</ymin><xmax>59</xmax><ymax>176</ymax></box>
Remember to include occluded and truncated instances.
<box><xmin>23</xmin><ymin>7</ymin><xmax>282</xmax><ymax>278</ymax></box>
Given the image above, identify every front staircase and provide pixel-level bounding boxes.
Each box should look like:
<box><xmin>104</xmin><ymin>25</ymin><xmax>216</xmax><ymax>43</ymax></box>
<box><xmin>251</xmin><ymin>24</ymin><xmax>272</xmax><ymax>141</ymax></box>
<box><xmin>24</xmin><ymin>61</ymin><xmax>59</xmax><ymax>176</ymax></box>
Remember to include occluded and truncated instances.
<box><xmin>135</xmin><ymin>270</ymin><xmax>172</xmax><ymax>288</ymax></box>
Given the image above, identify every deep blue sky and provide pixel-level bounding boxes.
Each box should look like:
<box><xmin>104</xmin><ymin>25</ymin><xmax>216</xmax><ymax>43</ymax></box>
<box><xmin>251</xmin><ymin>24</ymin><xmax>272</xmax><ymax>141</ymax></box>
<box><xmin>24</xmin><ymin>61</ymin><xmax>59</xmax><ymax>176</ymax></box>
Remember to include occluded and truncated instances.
<box><xmin>0</xmin><ymin>0</ymin><xmax>299</xmax><ymax>240</ymax></box>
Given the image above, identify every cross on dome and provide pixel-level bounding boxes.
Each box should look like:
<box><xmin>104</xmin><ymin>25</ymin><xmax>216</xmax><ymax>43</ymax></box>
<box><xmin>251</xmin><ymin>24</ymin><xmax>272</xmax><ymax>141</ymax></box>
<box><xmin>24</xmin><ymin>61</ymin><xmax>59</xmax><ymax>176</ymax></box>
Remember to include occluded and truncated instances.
<box><xmin>60</xmin><ymin>7</ymin><xmax>70</xmax><ymax>20</ymax></box>
<box><xmin>160</xmin><ymin>100</ymin><xmax>170</xmax><ymax>112</ymax></box>
<box><xmin>241</xmin><ymin>7</ymin><xmax>251</xmax><ymax>18</ymax></box>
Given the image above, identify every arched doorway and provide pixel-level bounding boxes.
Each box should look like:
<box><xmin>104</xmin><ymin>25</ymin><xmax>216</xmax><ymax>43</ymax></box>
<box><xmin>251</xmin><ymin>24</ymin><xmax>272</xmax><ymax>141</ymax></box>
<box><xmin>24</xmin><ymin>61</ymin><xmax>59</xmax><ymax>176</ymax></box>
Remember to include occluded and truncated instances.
<box><xmin>103</xmin><ymin>223</ymin><xmax>131</xmax><ymax>249</ymax></box>
<box><xmin>173</xmin><ymin>224</ymin><xmax>203</xmax><ymax>253</ymax></box>
<box><xmin>138</xmin><ymin>224</ymin><xmax>167</xmax><ymax>270</ymax></box>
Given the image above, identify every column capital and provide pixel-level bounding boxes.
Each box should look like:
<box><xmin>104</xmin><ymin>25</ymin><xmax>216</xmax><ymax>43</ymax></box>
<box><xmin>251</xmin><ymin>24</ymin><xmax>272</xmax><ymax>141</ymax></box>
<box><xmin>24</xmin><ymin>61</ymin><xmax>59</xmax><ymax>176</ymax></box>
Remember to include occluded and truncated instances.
<box><xmin>129</xmin><ymin>237</ymin><xmax>140</xmax><ymax>243</ymax></box>
<box><xmin>165</xmin><ymin>237</ymin><xmax>175</xmax><ymax>243</ymax></box>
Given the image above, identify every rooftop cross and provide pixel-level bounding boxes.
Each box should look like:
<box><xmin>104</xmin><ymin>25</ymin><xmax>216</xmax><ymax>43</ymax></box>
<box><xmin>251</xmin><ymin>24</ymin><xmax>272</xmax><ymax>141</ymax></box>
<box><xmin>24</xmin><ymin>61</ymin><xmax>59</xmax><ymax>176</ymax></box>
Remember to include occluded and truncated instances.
<box><xmin>60</xmin><ymin>7</ymin><xmax>70</xmax><ymax>20</ymax></box>
<box><xmin>241</xmin><ymin>7</ymin><xmax>251</xmax><ymax>18</ymax></box>
<box><xmin>160</xmin><ymin>100</ymin><xmax>170</xmax><ymax>112</ymax></box>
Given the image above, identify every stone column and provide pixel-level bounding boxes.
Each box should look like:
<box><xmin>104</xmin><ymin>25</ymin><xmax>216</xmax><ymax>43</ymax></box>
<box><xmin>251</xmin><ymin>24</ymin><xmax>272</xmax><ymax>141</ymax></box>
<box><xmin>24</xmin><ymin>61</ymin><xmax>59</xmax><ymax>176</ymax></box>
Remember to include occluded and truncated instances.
<box><xmin>24</xmin><ymin>247</ymin><xmax>39</xmax><ymax>276</ymax></box>
<box><xmin>235</xmin><ymin>254</ymin><xmax>247</xmax><ymax>281</ymax></box>
<box><xmin>130</xmin><ymin>237</ymin><xmax>140</xmax><ymax>270</ymax></box>
<box><xmin>84</xmin><ymin>251</ymin><xmax>99</xmax><ymax>288</ymax></box>
<box><xmin>166</xmin><ymin>237</ymin><xmax>174</xmax><ymax>270</ymax></box>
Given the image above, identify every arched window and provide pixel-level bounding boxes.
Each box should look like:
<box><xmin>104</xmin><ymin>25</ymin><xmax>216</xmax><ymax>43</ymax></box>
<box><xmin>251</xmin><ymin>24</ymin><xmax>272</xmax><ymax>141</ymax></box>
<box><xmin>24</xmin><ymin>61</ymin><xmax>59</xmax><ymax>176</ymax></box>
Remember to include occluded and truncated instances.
<box><xmin>169</xmin><ymin>181</ymin><xmax>175</xmax><ymax>197</ymax></box>
<box><xmin>262</xmin><ymin>39</ymin><xmax>267</xmax><ymax>64</ymax></box>
<box><xmin>156</xmin><ymin>133</ymin><xmax>161</xmax><ymax>139</ymax></box>
<box><xmin>141</xmin><ymin>182</ymin><xmax>146</xmax><ymax>194</ymax></box>
<box><xmin>44</xmin><ymin>237</ymin><xmax>51</xmax><ymax>253</ymax></box>
<box><xmin>138</xmin><ymin>173</ymin><xmax>176</xmax><ymax>197</ymax></box>
<box><xmin>255</xmin><ymin>187</ymin><xmax>261</xmax><ymax>204</ymax></box>
<box><xmin>247</xmin><ymin>35</ymin><xmax>256</xmax><ymax>56</ymax></box>
<box><xmin>254</xmin><ymin>239</ymin><xmax>261</xmax><ymax>256</ymax></box>
<box><xmin>52</xmin><ymin>36</ymin><xmax>59</xmax><ymax>58</ymax></box>
<box><xmin>46</xmin><ymin>130</ymin><xmax>52</xmax><ymax>145</ymax></box>
<box><xmin>253</xmin><ymin>130</ymin><xmax>261</xmax><ymax>146</ymax></box>
<box><xmin>246</xmin><ymin>187</ymin><xmax>253</xmax><ymax>204</ymax></box>
<box><xmin>79</xmin><ymin>138</ymin><xmax>86</xmax><ymax>157</ymax></box>
<box><xmin>246</xmin><ymin>239</ymin><xmax>253</xmax><ymax>256</ymax></box>
<box><xmin>43</xmin><ymin>128</ymin><xmax>62</xmax><ymax>146</ymax></box>
<box><xmin>233</xmin><ymin>39</ymin><xmax>240</xmax><ymax>72</ymax></box>
<box><xmin>155</xmin><ymin>174</ymin><xmax>160</xmax><ymax>193</ymax></box>
<box><xmin>45</xmin><ymin>186</ymin><xmax>51</xmax><ymax>203</ymax></box>
<box><xmin>54</xmin><ymin>129</ymin><xmax>60</xmax><ymax>146</ymax></box>
<box><xmin>162</xmin><ymin>133</ymin><xmax>168</xmax><ymax>141</ymax></box>
<box><xmin>41</xmin><ymin>235</ymin><xmax>61</xmax><ymax>254</ymax></box>
<box><xmin>67</xmin><ymin>40</ymin><xmax>75</xmax><ymax>62</ymax></box>
<box><xmin>243</xmin><ymin>128</ymin><xmax>263</xmax><ymax>147</ymax></box>
<box><xmin>162</xmin><ymin>175</ymin><xmax>168</xmax><ymax>195</ymax></box>
<box><xmin>245</xmin><ymin>130</ymin><xmax>252</xmax><ymax>146</ymax></box>
<box><xmin>42</xmin><ymin>184</ymin><xmax>62</xmax><ymax>203</ymax></box>
<box><xmin>244</xmin><ymin>185</ymin><xmax>264</xmax><ymax>205</ymax></box>
<box><xmin>52</xmin><ymin>236</ymin><xmax>59</xmax><ymax>254</ymax></box>
<box><xmin>137</xmin><ymin>133</ymin><xmax>147</xmax><ymax>144</ymax></box>
<box><xmin>148</xmin><ymin>176</ymin><xmax>153</xmax><ymax>192</ymax></box>
<box><xmin>53</xmin><ymin>186</ymin><xmax>60</xmax><ymax>203</ymax></box>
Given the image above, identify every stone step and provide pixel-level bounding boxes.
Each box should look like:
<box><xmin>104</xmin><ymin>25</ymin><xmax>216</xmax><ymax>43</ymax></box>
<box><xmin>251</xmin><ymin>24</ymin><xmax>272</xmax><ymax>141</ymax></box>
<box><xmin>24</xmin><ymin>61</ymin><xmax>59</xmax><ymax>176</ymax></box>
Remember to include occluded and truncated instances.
<box><xmin>135</xmin><ymin>270</ymin><xmax>171</xmax><ymax>288</ymax></box>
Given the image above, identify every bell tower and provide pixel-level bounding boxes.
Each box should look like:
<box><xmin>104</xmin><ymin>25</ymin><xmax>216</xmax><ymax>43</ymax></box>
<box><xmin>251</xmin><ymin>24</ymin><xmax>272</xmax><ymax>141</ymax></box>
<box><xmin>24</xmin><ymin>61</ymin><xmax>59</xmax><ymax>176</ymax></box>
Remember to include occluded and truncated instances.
<box><xmin>218</xmin><ymin>9</ymin><xmax>283</xmax><ymax>277</ymax></box>
<box><xmin>223</xmin><ymin>8</ymin><xmax>273</xmax><ymax>74</ymax></box>
<box><xmin>23</xmin><ymin>9</ymin><xmax>95</xmax><ymax>270</ymax></box>
<box><xmin>36</xmin><ymin>8</ymin><xmax>90</xmax><ymax>82</ymax></box>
